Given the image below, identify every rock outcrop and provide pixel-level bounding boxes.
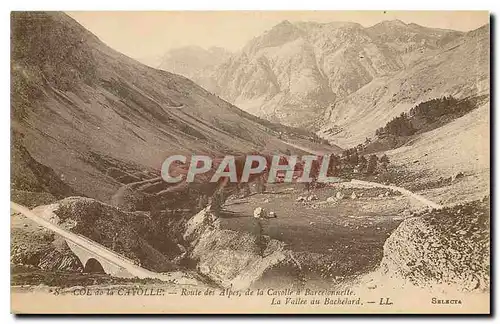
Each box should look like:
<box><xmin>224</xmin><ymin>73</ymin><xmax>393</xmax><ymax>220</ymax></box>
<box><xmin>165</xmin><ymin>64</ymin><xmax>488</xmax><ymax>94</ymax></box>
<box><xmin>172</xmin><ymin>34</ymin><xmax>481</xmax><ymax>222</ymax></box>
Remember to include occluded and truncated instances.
<box><xmin>183</xmin><ymin>206</ymin><xmax>294</xmax><ymax>289</ymax></box>
<box><xmin>380</xmin><ymin>197</ymin><xmax>489</xmax><ymax>292</ymax></box>
<box><xmin>11</xmin><ymin>232</ymin><xmax>82</xmax><ymax>272</ymax></box>
<box><xmin>253</xmin><ymin>207</ymin><xmax>267</xmax><ymax>219</ymax></box>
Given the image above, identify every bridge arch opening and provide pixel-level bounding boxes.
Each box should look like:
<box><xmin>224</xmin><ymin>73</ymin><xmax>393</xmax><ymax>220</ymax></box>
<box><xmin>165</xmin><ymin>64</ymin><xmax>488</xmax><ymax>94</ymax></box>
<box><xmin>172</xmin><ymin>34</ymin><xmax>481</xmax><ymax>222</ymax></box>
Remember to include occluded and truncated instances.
<box><xmin>83</xmin><ymin>258</ymin><xmax>105</xmax><ymax>274</ymax></box>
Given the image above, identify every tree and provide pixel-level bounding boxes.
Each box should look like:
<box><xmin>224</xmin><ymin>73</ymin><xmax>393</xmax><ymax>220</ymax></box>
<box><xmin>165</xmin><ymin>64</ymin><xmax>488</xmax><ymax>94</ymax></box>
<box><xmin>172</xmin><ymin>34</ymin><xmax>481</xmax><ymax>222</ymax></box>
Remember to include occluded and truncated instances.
<box><xmin>197</xmin><ymin>194</ymin><xmax>210</xmax><ymax>210</ymax></box>
<box><xmin>209</xmin><ymin>183</ymin><xmax>227</xmax><ymax>214</ymax></box>
<box><xmin>384</xmin><ymin>112</ymin><xmax>415</xmax><ymax>137</ymax></box>
<box><xmin>348</xmin><ymin>151</ymin><xmax>359</xmax><ymax>167</ymax></box>
<box><xmin>327</xmin><ymin>154</ymin><xmax>340</xmax><ymax>176</ymax></box>
<box><xmin>255</xmin><ymin>174</ymin><xmax>266</xmax><ymax>194</ymax></box>
<box><xmin>379</xmin><ymin>154</ymin><xmax>389</xmax><ymax>171</ymax></box>
<box><xmin>366</xmin><ymin>155</ymin><xmax>379</xmax><ymax>175</ymax></box>
<box><xmin>341</xmin><ymin>150</ymin><xmax>350</xmax><ymax>167</ymax></box>
<box><xmin>239</xmin><ymin>183</ymin><xmax>251</xmax><ymax>198</ymax></box>
<box><xmin>358</xmin><ymin>155</ymin><xmax>368</xmax><ymax>174</ymax></box>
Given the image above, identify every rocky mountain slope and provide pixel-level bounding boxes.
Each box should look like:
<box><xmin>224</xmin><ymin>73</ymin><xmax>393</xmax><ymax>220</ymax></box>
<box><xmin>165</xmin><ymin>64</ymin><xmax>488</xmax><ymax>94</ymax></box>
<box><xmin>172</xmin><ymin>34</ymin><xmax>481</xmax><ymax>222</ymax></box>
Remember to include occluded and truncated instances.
<box><xmin>168</xmin><ymin>20</ymin><xmax>466</xmax><ymax>129</ymax></box>
<box><xmin>11</xmin><ymin>12</ymin><xmax>489</xmax><ymax>295</ymax></box>
<box><xmin>385</xmin><ymin>101</ymin><xmax>490</xmax><ymax>208</ymax></box>
<box><xmin>319</xmin><ymin>24</ymin><xmax>489</xmax><ymax>147</ymax></box>
<box><xmin>156</xmin><ymin>46</ymin><xmax>232</xmax><ymax>92</ymax></box>
<box><xmin>10</xmin><ymin>12</ymin><xmax>304</xmax><ymax>203</ymax></box>
<box><xmin>11</xmin><ymin>130</ymin><xmax>77</xmax><ymax>207</ymax></box>
<box><xmin>10</xmin><ymin>12</ymin><xmax>338</xmax><ymax>282</ymax></box>
<box><xmin>380</xmin><ymin>197</ymin><xmax>489</xmax><ymax>292</ymax></box>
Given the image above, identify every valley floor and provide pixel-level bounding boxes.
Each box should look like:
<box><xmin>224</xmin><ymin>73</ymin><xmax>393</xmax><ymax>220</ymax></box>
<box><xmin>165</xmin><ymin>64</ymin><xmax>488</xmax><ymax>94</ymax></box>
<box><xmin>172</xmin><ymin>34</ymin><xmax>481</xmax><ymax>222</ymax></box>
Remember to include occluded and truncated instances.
<box><xmin>223</xmin><ymin>183</ymin><xmax>410</xmax><ymax>279</ymax></box>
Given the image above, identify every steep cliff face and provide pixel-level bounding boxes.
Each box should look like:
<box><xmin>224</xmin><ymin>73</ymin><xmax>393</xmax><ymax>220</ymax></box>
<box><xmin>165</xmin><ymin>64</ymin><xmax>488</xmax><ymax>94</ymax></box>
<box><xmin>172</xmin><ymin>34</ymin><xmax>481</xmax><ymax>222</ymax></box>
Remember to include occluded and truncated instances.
<box><xmin>379</xmin><ymin>197</ymin><xmax>489</xmax><ymax>292</ymax></box>
<box><xmin>178</xmin><ymin>20</ymin><xmax>464</xmax><ymax>129</ymax></box>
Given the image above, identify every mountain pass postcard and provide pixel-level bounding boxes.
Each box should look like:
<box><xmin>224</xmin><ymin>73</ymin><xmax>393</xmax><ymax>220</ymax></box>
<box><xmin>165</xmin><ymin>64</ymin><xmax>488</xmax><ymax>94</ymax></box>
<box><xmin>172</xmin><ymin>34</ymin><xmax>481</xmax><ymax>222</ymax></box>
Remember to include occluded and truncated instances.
<box><xmin>10</xmin><ymin>10</ymin><xmax>490</xmax><ymax>314</ymax></box>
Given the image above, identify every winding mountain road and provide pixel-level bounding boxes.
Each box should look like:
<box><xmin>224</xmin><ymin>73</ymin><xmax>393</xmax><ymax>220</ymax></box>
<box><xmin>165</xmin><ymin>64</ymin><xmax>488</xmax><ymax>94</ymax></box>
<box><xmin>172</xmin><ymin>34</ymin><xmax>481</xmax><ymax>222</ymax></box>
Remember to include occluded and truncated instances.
<box><xmin>281</xmin><ymin>140</ymin><xmax>443</xmax><ymax>209</ymax></box>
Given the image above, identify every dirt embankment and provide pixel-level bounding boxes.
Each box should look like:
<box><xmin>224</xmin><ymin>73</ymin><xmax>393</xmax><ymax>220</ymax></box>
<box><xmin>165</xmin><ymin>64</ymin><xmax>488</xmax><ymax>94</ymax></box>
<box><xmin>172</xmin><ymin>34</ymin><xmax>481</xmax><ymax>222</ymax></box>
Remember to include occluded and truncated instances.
<box><xmin>12</xmin><ymin>197</ymin><xmax>186</xmax><ymax>274</ymax></box>
<box><xmin>182</xmin><ymin>206</ymin><xmax>303</xmax><ymax>290</ymax></box>
<box><xmin>52</xmin><ymin>197</ymin><xmax>185</xmax><ymax>272</ymax></box>
<box><xmin>379</xmin><ymin>197</ymin><xmax>489</xmax><ymax>292</ymax></box>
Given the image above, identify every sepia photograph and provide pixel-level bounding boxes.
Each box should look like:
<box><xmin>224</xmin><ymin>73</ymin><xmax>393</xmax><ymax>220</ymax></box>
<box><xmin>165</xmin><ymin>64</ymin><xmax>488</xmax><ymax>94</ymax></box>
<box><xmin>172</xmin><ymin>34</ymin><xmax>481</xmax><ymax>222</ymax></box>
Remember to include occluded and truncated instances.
<box><xmin>9</xmin><ymin>9</ymin><xmax>490</xmax><ymax>314</ymax></box>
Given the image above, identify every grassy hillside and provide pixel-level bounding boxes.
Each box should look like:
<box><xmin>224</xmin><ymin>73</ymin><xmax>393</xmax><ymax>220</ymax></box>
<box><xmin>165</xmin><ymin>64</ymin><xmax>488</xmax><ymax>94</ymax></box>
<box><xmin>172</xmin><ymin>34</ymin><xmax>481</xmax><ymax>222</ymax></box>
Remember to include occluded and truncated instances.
<box><xmin>11</xmin><ymin>12</ymin><xmax>305</xmax><ymax>203</ymax></box>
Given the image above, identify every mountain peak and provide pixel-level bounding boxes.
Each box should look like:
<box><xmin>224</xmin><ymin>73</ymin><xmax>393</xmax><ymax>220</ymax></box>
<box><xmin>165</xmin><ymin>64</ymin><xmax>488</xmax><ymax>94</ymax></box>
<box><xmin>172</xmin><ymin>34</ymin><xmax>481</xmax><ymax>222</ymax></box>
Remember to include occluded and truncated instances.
<box><xmin>268</xmin><ymin>19</ymin><xmax>298</xmax><ymax>33</ymax></box>
<box><xmin>388</xmin><ymin>19</ymin><xmax>406</xmax><ymax>25</ymax></box>
<box><xmin>275</xmin><ymin>19</ymin><xmax>293</xmax><ymax>27</ymax></box>
<box><xmin>378</xmin><ymin>19</ymin><xmax>407</xmax><ymax>28</ymax></box>
<box><xmin>244</xmin><ymin>19</ymin><xmax>302</xmax><ymax>54</ymax></box>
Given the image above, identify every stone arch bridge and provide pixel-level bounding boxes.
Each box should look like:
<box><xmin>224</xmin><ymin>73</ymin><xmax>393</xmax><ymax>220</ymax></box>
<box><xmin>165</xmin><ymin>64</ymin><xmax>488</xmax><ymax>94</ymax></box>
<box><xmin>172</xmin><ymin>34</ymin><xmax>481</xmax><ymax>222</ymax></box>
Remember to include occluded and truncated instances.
<box><xmin>11</xmin><ymin>202</ymin><xmax>165</xmax><ymax>280</ymax></box>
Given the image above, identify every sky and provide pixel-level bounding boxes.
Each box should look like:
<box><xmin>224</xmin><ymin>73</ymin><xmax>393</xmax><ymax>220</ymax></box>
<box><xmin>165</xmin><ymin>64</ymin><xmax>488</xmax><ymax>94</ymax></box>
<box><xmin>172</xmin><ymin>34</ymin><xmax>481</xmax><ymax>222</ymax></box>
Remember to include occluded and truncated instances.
<box><xmin>67</xmin><ymin>11</ymin><xmax>489</xmax><ymax>59</ymax></box>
